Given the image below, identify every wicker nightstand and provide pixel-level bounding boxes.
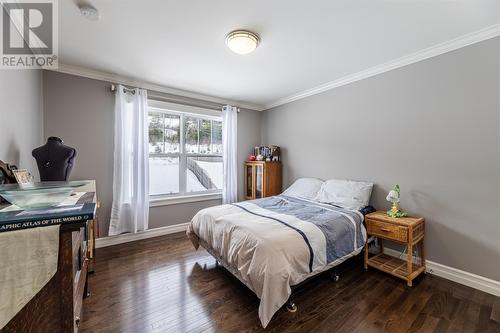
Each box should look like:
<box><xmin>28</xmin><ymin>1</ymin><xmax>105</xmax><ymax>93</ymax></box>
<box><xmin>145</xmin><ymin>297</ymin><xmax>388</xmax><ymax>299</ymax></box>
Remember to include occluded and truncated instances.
<box><xmin>364</xmin><ymin>211</ymin><xmax>426</xmax><ymax>286</ymax></box>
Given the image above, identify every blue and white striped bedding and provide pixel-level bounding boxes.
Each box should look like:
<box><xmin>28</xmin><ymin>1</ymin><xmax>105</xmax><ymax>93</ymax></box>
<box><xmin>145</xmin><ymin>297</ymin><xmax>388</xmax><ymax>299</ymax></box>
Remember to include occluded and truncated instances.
<box><xmin>187</xmin><ymin>195</ymin><xmax>367</xmax><ymax>328</ymax></box>
<box><xmin>234</xmin><ymin>195</ymin><xmax>365</xmax><ymax>272</ymax></box>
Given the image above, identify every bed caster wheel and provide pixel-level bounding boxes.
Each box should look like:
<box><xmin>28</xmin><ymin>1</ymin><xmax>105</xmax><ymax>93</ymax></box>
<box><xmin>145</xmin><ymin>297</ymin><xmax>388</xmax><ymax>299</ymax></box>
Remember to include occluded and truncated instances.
<box><xmin>286</xmin><ymin>302</ymin><xmax>297</xmax><ymax>313</ymax></box>
<box><xmin>330</xmin><ymin>269</ymin><xmax>340</xmax><ymax>282</ymax></box>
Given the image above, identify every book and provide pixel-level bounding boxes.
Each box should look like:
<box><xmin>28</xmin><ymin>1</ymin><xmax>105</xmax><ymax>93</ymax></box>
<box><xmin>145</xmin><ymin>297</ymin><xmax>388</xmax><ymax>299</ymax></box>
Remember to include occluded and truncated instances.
<box><xmin>0</xmin><ymin>202</ymin><xmax>96</xmax><ymax>232</ymax></box>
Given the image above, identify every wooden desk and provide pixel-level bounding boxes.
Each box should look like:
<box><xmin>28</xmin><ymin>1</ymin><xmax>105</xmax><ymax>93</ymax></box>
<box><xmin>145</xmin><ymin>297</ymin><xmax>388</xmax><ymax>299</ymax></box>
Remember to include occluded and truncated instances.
<box><xmin>0</xmin><ymin>180</ymin><xmax>98</xmax><ymax>333</ymax></box>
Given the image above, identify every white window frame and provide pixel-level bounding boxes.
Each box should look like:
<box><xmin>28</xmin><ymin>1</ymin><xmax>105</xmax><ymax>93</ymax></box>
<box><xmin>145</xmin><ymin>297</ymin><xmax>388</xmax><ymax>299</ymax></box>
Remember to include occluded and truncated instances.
<box><xmin>148</xmin><ymin>100</ymin><xmax>223</xmax><ymax>206</ymax></box>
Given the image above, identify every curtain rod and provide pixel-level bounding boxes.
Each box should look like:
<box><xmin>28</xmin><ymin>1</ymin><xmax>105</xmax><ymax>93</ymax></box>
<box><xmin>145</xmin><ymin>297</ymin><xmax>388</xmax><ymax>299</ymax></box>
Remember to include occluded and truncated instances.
<box><xmin>110</xmin><ymin>84</ymin><xmax>136</xmax><ymax>95</ymax></box>
<box><xmin>110</xmin><ymin>84</ymin><xmax>240</xmax><ymax>112</ymax></box>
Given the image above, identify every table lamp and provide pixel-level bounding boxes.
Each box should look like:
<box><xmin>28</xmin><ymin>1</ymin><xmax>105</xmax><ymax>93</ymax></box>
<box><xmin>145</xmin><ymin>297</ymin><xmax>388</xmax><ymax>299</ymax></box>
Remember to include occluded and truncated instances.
<box><xmin>386</xmin><ymin>184</ymin><xmax>408</xmax><ymax>218</ymax></box>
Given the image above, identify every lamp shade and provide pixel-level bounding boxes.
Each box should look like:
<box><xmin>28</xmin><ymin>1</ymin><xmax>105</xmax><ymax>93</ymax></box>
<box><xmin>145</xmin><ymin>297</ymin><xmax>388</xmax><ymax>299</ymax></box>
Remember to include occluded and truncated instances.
<box><xmin>386</xmin><ymin>190</ymin><xmax>400</xmax><ymax>203</ymax></box>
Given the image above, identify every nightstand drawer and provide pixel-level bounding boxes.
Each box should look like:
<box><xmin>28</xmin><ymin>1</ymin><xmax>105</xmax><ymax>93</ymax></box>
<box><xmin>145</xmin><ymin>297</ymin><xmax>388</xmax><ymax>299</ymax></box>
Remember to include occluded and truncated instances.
<box><xmin>367</xmin><ymin>220</ymin><xmax>408</xmax><ymax>242</ymax></box>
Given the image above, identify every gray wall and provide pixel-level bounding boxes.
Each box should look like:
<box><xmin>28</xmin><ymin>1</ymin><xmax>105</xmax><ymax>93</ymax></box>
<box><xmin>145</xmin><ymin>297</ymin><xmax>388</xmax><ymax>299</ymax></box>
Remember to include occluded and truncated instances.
<box><xmin>0</xmin><ymin>70</ymin><xmax>43</xmax><ymax>177</ymax></box>
<box><xmin>42</xmin><ymin>71</ymin><xmax>261</xmax><ymax>236</ymax></box>
<box><xmin>43</xmin><ymin>71</ymin><xmax>114</xmax><ymax>236</ymax></box>
<box><xmin>262</xmin><ymin>37</ymin><xmax>500</xmax><ymax>281</ymax></box>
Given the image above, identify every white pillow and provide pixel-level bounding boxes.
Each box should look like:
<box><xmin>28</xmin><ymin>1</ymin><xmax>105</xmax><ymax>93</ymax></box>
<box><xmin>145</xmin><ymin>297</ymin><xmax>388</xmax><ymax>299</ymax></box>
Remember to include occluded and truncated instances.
<box><xmin>315</xmin><ymin>178</ymin><xmax>373</xmax><ymax>210</ymax></box>
<box><xmin>282</xmin><ymin>178</ymin><xmax>324</xmax><ymax>200</ymax></box>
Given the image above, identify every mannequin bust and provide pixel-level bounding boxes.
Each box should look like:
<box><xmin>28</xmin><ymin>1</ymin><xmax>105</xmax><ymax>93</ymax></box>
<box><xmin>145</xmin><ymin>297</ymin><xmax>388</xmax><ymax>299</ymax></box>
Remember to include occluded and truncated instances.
<box><xmin>32</xmin><ymin>137</ymin><xmax>77</xmax><ymax>181</ymax></box>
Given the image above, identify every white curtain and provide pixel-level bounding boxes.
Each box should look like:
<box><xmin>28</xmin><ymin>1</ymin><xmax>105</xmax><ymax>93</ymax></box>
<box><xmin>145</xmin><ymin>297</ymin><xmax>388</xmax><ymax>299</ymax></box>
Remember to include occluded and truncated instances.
<box><xmin>109</xmin><ymin>85</ymin><xmax>149</xmax><ymax>236</ymax></box>
<box><xmin>222</xmin><ymin>105</ymin><xmax>238</xmax><ymax>204</ymax></box>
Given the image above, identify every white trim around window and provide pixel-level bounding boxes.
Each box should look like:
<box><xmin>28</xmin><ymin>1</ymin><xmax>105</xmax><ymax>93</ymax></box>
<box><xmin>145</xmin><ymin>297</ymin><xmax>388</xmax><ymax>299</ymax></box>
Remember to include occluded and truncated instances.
<box><xmin>148</xmin><ymin>99</ymin><xmax>221</xmax><ymax>118</ymax></box>
<box><xmin>149</xmin><ymin>192</ymin><xmax>222</xmax><ymax>207</ymax></box>
<box><xmin>148</xmin><ymin>100</ymin><xmax>223</xmax><ymax>206</ymax></box>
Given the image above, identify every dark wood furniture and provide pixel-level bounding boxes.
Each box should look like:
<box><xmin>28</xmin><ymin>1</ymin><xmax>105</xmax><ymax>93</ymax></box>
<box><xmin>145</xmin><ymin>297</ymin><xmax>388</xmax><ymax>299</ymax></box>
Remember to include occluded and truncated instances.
<box><xmin>364</xmin><ymin>211</ymin><xmax>426</xmax><ymax>286</ymax></box>
<box><xmin>0</xmin><ymin>182</ymin><xmax>98</xmax><ymax>333</ymax></box>
<box><xmin>244</xmin><ymin>161</ymin><xmax>282</xmax><ymax>200</ymax></box>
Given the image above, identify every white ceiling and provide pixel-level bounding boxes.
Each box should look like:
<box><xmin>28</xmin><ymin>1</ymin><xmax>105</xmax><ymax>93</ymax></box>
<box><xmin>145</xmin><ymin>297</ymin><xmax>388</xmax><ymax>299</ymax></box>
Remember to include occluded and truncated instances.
<box><xmin>59</xmin><ymin>0</ymin><xmax>500</xmax><ymax>110</ymax></box>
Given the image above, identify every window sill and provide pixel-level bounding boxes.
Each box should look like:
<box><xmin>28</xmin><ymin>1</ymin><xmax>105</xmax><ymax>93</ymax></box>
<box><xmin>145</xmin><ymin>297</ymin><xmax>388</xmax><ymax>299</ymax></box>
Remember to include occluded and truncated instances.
<box><xmin>149</xmin><ymin>192</ymin><xmax>222</xmax><ymax>207</ymax></box>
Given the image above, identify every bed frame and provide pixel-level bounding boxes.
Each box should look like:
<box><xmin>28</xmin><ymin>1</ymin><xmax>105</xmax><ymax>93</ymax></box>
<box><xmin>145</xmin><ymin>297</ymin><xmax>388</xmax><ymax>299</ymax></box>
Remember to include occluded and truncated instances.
<box><xmin>198</xmin><ymin>238</ymin><xmax>361</xmax><ymax>314</ymax></box>
<box><xmin>283</xmin><ymin>264</ymin><xmax>341</xmax><ymax>313</ymax></box>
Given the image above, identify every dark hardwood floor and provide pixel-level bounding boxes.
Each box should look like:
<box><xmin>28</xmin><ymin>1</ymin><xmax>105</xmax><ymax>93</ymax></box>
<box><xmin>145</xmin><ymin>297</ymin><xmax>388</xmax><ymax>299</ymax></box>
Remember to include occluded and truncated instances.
<box><xmin>81</xmin><ymin>233</ymin><xmax>500</xmax><ymax>333</ymax></box>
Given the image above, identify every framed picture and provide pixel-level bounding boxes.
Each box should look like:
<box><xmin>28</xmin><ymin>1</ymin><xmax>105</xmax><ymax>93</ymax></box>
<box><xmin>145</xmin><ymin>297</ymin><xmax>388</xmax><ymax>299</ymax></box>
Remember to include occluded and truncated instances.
<box><xmin>12</xmin><ymin>169</ymin><xmax>33</xmax><ymax>185</ymax></box>
<box><xmin>0</xmin><ymin>160</ymin><xmax>18</xmax><ymax>184</ymax></box>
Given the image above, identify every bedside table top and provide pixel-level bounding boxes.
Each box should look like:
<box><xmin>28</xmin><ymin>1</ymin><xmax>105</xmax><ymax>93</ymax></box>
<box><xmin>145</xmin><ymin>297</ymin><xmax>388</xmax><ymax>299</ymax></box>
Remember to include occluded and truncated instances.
<box><xmin>366</xmin><ymin>210</ymin><xmax>424</xmax><ymax>227</ymax></box>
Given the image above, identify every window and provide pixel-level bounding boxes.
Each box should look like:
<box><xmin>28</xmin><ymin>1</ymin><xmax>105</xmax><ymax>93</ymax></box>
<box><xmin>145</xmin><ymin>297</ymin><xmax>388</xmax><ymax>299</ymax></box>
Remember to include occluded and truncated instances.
<box><xmin>148</xmin><ymin>106</ymin><xmax>223</xmax><ymax>198</ymax></box>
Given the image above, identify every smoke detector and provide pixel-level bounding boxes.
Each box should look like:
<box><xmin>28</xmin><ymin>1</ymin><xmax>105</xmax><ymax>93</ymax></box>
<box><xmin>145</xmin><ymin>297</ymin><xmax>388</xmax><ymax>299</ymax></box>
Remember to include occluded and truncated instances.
<box><xmin>79</xmin><ymin>4</ymin><xmax>100</xmax><ymax>21</ymax></box>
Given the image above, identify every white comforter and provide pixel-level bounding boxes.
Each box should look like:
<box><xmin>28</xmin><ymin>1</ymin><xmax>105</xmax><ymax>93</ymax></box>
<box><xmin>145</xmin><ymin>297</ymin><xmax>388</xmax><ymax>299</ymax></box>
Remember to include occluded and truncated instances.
<box><xmin>187</xmin><ymin>196</ymin><xmax>366</xmax><ymax>328</ymax></box>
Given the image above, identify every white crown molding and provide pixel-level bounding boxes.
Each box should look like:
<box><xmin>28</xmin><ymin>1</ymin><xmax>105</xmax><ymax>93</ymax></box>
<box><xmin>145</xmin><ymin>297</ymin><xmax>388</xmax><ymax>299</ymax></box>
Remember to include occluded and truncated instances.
<box><xmin>95</xmin><ymin>222</ymin><xmax>189</xmax><ymax>248</ymax></box>
<box><xmin>264</xmin><ymin>23</ymin><xmax>500</xmax><ymax>109</ymax></box>
<box><xmin>47</xmin><ymin>64</ymin><xmax>266</xmax><ymax>111</ymax></box>
<box><xmin>383</xmin><ymin>248</ymin><xmax>500</xmax><ymax>297</ymax></box>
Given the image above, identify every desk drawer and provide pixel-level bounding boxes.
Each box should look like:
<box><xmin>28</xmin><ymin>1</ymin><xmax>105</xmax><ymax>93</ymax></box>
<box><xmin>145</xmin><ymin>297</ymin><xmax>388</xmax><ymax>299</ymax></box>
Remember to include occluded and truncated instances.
<box><xmin>367</xmin><ymin>220</ymin><xmax>408</xmax><ymax>242</ymax></box>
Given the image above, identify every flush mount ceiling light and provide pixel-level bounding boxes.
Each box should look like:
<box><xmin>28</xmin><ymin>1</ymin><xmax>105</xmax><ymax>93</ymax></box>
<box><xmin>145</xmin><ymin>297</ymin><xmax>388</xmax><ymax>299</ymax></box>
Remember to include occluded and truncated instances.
<box><xmin>225</xmin><ymin>30</ymin><xmax>260</xmax><ymax>55</ymax></box>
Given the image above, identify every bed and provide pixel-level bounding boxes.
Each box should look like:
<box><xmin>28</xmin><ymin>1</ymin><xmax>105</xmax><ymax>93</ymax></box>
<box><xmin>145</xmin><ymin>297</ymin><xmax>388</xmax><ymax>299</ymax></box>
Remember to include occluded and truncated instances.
<box><xmin>187</xmin><ymin>181</ymin><xmax>370</xmax><ymax>328</ymax></box>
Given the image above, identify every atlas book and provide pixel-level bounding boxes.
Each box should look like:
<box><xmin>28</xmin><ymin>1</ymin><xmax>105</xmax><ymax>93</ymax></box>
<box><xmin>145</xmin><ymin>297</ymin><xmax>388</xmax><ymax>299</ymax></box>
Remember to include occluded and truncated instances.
<box><xmin>0</xmin><ymin>203</ymin><xmax>96</xmax><ymax>232</ymax></box>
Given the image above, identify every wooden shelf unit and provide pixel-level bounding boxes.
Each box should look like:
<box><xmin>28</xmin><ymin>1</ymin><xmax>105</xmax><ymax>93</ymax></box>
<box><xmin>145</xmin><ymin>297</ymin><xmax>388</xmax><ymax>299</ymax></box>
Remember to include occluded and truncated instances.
<box><xmin>244</xmin><ymin>161</ymin><xmax>282</xmax><ymax>200</ymax></box>
<box><xmin>364</xmin><ymin>211</ymin><xmax>426</xmax><ymax>286</ymax></box>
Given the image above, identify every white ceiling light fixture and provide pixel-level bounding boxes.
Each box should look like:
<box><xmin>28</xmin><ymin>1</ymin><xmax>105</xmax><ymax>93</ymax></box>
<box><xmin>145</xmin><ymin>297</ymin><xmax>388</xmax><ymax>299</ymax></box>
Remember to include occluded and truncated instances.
<box><xmin>225</xmin><ymin>30</ymin><xmax>260</xmax><ymax>55</ymax></box>
<box><xmin>78</xmin><ymin>4</ymin><xmax>100</xmax><ymax>21</ymax></box>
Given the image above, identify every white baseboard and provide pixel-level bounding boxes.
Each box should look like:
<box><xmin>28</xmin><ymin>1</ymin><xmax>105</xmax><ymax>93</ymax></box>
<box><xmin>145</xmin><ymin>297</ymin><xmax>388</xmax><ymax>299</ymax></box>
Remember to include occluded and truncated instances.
<box><xmin>383</xmin><ymin>247</ymin><xmax>500</xmax><ymax>297</ymax></box>
<box><xmin>95</xmin><ymin>222</ymin><xmax>189</xmax><ymax>248</ymax></box>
